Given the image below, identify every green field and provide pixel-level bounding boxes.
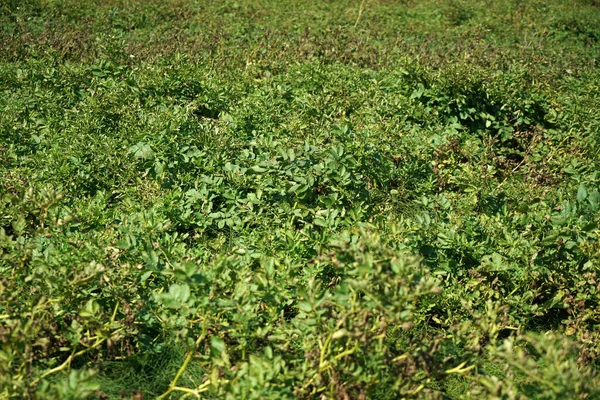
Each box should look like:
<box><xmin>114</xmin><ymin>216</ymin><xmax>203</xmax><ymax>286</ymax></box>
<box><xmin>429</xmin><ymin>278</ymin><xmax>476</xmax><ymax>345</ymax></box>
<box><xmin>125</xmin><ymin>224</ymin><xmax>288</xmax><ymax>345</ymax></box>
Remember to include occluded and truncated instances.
<box><xmin>1</xmin><ymin>0</ymin><xmax>600</xmax><ymax>398</ymax></box>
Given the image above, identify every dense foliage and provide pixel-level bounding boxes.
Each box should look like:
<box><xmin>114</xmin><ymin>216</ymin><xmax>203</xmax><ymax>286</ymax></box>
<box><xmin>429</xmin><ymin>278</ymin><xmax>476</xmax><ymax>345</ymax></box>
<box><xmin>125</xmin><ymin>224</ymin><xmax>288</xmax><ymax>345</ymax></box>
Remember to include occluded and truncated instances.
<box><xmin>1</xmin><ymin>0</ymin><xmax>600</xmax><ymax>398</ymax></box>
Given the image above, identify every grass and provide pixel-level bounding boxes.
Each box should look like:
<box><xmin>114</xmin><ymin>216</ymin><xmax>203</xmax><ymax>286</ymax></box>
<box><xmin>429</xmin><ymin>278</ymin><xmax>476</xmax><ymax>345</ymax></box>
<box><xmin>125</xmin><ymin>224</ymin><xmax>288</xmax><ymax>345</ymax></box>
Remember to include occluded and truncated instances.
<box><xmin>1</xmin><ymin>0</ymin><xmax>600</xmax><ymax>398</ymax></box>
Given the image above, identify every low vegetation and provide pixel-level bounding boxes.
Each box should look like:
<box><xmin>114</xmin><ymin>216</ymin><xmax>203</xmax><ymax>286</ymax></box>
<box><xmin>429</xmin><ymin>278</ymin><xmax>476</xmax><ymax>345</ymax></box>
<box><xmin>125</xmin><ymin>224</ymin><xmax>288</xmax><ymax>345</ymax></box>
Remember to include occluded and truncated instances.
<box><xmin>1</xmin><ymin>0</ymin><xmax>599</xmax><ymax>398</ymax></box>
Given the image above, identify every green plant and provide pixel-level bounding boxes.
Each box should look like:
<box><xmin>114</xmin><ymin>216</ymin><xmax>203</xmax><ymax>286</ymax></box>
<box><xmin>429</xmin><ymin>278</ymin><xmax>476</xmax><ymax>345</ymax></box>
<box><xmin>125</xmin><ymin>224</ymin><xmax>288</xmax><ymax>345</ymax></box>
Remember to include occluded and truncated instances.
<box><xmin>1</xmin><ymin>0</ymin><xmax>599</xmax><ymax>398</ymax></box>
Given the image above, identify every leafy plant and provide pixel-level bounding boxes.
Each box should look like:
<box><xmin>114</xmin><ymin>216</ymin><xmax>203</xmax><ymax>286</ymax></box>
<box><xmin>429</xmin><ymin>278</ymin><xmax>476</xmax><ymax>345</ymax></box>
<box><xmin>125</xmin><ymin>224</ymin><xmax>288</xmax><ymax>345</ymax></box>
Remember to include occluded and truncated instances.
<box><xmin>1</xmin><ymin>0</ymin><xmax>599</xmax><ymax>398</ymax></box>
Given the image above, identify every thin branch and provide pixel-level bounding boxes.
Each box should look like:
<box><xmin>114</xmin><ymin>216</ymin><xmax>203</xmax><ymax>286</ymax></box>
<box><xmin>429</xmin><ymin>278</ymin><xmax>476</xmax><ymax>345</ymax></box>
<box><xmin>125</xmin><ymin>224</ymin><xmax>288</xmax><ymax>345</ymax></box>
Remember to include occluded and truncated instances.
<box><xmin>158</xmin><ymin>328</ymin><xmax>208</xmax><ymax>400</ymax></box>
<box><xmin>355</xmin><ymin>0</ymin><xmax>369</xmax><ymax>28</ymax></box>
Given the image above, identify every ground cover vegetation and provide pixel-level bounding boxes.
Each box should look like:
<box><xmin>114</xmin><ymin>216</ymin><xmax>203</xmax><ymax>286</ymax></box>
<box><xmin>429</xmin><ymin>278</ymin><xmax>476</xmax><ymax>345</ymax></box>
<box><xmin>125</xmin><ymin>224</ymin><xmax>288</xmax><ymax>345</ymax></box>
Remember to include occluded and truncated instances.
<box><xmin>1</xmin><ymin>0</ymin><xmax>600</xmax><ymax>398</ymax></box>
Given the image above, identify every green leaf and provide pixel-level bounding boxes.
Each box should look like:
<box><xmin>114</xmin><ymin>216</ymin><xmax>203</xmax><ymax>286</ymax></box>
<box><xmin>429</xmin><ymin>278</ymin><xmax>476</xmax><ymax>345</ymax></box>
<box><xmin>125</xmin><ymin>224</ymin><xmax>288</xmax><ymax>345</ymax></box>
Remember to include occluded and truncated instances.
<box><xmin>577</xmin><ymin>183</ymin><xmax>588</xmax><ymax>202</ymax></box>
<box><xmin>129</xmin><ymin>142</ymin><xmax>154</xmax><ymax>160</ymax></box>
<box><xmin>211</xmin><ymin>336</ymin><xmax>226</xmax><ymax>353</ymax></box>
<box><xmin>298</xmin><ymin>301</ymin><xmax>312</xmax><ymax>312</ymax></box>
<box><xmin>588</xmin><ymin>189</ymin><xmax>600</xmax><ymax>210</ymax></box>
<box><xmin>250</xmin><ymin>165</ymin><xmax>268</xmax><ymax>173</ymax></box>
<box><xmin>169</xmin><ymin>283</ymin><xmax>191</xmax><ymax>303</ymax></box>
<box><xmin>11</xmin><ymin>216</ymin><xmax>26</xmax><ymax>234</ymax></box>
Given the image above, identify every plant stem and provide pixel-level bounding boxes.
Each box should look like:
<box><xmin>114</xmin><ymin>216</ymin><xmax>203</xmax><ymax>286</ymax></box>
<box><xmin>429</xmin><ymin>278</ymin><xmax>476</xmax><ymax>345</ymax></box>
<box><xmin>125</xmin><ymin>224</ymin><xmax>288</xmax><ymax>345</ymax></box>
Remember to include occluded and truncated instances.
<box><xmin>355</xmin><ymin>0</ymin><xmax>369</xmax><ymax>27</ymax></box>
<box><xmin>158</xmin><ymin>329</ymin><xmax>207</xmax><ymax>400</ymax></box>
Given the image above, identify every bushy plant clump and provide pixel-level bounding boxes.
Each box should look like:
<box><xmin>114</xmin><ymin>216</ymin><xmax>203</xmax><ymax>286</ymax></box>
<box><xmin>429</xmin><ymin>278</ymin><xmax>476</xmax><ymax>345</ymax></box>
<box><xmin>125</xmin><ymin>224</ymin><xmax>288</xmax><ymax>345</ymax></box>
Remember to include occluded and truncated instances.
<box><xmin>1</xmin><ymin>0</ymin><xmax>599</xmax><ymax>398</ymax></box>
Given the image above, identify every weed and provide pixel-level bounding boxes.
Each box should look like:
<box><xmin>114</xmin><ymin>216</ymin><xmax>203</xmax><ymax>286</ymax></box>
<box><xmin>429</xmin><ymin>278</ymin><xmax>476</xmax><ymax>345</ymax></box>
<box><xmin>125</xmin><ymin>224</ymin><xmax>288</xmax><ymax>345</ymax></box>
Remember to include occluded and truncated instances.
<box><xmin>1</xmin><ymin>0</ymin><xmax>600</xmax><ymax>398</ymax></box>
